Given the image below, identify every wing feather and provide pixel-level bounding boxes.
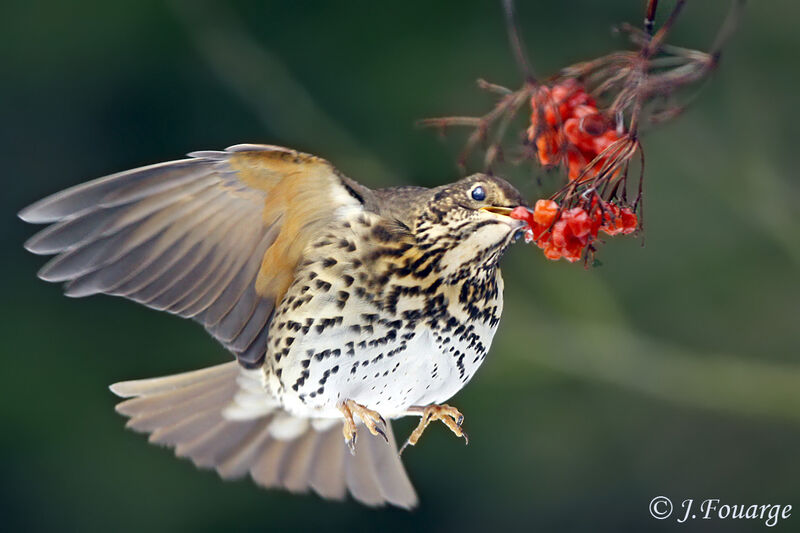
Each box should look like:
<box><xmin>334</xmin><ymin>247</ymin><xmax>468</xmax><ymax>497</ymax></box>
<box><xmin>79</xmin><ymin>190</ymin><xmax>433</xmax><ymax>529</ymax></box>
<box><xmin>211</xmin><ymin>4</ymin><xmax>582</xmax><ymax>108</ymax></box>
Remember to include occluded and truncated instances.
<box><xmin>69</xmin><ymin>188</ymin><xmax>233</xmax><ymax>298</ymax></box>
<box><xmin>20</xmin><ymin>144</ymin><xmax>364</xmax><ymax>367</ymax></box>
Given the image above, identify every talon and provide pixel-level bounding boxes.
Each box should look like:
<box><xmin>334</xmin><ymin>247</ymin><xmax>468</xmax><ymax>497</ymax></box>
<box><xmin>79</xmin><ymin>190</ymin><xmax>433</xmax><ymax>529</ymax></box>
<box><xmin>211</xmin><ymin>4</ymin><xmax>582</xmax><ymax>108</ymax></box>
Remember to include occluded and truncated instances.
<box><xmin>339</xmin><ymin>402</ymin><xmax>359</xmax><ymax>455</ymax></box>
<box><xmin>338</xmin><ymin>399</ymin><xmax>389</xmax><ymax>450</ymax></box>
<box><xmin>401</xmin><ymin>403</ymin><xmax>468</xmax><ymax>453</ymax></box>
<box><xmin>398</xmin><ymin>439</ymin><xmax>411</xmax><ymax>456</ymax></box>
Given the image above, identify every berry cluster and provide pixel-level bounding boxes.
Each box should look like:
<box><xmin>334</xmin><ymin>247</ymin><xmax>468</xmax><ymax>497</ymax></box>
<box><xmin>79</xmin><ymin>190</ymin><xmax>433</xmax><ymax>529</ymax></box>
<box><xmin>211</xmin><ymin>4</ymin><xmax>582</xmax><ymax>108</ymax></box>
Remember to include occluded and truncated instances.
<box><xmin>511</xmin><ymin>199</ymin><xmax>637</xmax><ymax>263</ymax></box>
<box><xmin>419</xmin><ymin>2</ymin><xmax>741</xmax><ymax>267</ymax></box>
<box><xmin>527</xmin><ymin>79</ymin><xmax>624</xmax><ymax>181</ymax></box>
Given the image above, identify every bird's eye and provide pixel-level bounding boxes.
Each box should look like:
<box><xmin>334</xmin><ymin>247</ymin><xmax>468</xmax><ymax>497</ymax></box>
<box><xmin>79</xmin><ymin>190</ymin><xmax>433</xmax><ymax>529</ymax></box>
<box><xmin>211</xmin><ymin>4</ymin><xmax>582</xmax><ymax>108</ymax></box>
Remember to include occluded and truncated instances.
<box><xmin>470</xmin><ymin>185</ymin><xmax>486</xmax><ymax>202</ymax></box>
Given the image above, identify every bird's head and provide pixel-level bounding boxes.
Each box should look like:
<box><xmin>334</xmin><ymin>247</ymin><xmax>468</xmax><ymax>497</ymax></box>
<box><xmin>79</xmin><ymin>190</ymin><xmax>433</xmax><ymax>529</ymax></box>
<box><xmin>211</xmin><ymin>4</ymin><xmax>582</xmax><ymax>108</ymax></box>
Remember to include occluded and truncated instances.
<box><xmin>411</xmin><ymin>174</ymin><xmax>527</xmax><ymax>279</ymax></box>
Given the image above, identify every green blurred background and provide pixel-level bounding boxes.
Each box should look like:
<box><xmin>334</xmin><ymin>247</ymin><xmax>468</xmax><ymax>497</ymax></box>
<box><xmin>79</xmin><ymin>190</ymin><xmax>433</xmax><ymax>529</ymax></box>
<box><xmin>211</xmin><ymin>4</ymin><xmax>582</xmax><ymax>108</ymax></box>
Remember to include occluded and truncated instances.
<box><xmin>2</xmin><ymin>1</ymin><xmax>798</xmax><ymax>531</ymax></box>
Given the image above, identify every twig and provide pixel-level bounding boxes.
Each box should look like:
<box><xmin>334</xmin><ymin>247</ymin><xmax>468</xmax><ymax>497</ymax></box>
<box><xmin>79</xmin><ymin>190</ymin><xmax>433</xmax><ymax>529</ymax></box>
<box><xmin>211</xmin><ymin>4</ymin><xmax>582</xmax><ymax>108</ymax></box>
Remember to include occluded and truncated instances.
<box><xmin>502</xmin><ymin>0</ymin><xmax>536</xmax><ymax>83</ymax></box>
<box><xmin>644</xmin><ymin>0</ymin><xmax>659</xmax><ymax>35</ymax></box>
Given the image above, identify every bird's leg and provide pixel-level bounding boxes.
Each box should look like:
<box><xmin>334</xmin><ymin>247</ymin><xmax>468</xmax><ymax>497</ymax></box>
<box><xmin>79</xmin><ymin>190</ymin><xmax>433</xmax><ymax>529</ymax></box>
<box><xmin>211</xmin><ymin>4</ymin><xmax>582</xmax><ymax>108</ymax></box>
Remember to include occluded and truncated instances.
<box><xmin>337</xmin><ymin>399</ymin><xmax>388</xmax><ymax>455</ymax></box>
<box><xmin>399</xmin><ymin>404</ymin><xmax>469</xmax><ymax>454</ymax></box>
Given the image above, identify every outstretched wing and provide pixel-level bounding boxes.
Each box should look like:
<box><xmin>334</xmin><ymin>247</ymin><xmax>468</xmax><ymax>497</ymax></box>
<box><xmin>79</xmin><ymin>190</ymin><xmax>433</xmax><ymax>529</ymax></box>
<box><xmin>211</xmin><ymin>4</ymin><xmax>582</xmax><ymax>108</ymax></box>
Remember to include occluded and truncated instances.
<box><xmin>19</xmin><ymin>144</ymin><xmax>366</xmax><ymax>367</ymax></box>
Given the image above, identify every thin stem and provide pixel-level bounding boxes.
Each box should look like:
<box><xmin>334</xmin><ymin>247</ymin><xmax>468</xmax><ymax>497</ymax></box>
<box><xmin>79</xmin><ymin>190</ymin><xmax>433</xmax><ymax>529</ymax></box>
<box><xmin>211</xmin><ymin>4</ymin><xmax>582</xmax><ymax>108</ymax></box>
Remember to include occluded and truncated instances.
<box><xmin>484</xmin><ymin>87</ymin><xmax>531</xmax><ymax>169</ymax></box>
<box><xmin>502</xmin><ymin>0</ymin><xmax>536</xmax><ymax>83</ymax></box>
<box><xmin>644</xmin><ymin>0</ymin><xmax>659</xmax><ymax>35</ymax></box>
<box><xmin>417</xmin><ymin>117</ymin><xmax>485</xmax><ymax>128</ymax></box>
<box><xmin>477</xmin><ymin>78</ymin><xmax>513</xmax><ymax>95</ymax></box>
<box><xmin>646</xmin><ymin>0</ymin><xmax>688</xmax><ymax>56</ymax></box>
<box><xmin>710</xmin><ymin>0</ymin><xmax>747</xmax><ymax>58</ymax></box>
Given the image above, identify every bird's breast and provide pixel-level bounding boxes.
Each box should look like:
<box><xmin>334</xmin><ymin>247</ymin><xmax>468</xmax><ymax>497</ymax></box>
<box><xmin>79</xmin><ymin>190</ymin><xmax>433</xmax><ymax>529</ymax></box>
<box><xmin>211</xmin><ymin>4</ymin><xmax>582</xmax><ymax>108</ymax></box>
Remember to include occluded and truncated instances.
<box><xmin>263</xmin><ymin>214</ymin><xmax>505</xmax><ymax>418</ymax></box>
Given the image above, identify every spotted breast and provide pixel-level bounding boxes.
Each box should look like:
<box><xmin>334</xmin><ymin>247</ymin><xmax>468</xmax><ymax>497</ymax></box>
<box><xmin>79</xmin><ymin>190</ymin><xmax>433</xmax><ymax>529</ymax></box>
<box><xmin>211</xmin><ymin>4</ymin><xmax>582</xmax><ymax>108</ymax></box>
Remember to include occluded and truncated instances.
<box><xmin>265</xmin><ymin>209</ymin><xmax>506</xmax><ymax>420</ymax></box>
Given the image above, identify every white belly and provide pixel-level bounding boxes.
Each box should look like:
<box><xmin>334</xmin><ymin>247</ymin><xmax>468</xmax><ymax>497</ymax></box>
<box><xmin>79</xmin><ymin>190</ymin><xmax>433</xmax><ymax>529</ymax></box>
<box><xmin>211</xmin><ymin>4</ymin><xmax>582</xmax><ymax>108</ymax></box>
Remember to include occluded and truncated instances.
<box><xmin>268</xmin><ymin>307</ymin><xmax>499</xmax><ymax>420</ymax></box>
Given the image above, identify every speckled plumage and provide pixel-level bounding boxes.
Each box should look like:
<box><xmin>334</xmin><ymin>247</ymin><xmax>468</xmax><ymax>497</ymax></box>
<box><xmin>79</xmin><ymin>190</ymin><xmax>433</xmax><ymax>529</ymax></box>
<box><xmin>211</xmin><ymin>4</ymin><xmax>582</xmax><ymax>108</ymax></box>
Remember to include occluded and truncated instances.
<box><xmin>20</xmin><ymin>144</ymin><xmax>525</xmax><ymax>509</ymax></box>
<box><xmin>267</xmin><ymin>183</ymin><xmax>518</xmax><ymax>419</ymax></box>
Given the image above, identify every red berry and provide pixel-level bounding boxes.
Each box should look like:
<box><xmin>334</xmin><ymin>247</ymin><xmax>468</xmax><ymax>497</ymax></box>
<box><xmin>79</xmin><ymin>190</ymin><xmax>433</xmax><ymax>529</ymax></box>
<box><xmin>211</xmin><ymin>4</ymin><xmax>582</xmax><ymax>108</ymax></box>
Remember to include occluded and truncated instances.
<box><xmin>533</xmin><ymin>199</ymin><xmax>559</xmax><ymax>226</ymax></box>
<box><xmin>620</xmin><ymin>207</ymin><xmax>638</xmax><ymax>234</ymax></box>
<box><xmin>562</xmin><ymin>238</ymin><xmax>584</xmax><ymax>262</ymax></box>
<box><xmin>567</xmin><ymin>150</ymin><xmax>587</xmax><ymax>181</ymax></box>
<box><xmin>551</xmin><ymin>219</ymin><xmax>569</xmax><ymax>248</ymax></box>
<box><xmin>564</xmin><ymin>207</ymin><xmax>591</xmax><ymax>239</ymax></box>
<box><xmin>510</xmin><ymin>206</ymin><xmax>533</xmax><ymax>224</ymax></box>
<box><xmin>543</xmin><ymin>242</ymin><xmax>562</xmax><ymax>260</ymax></box>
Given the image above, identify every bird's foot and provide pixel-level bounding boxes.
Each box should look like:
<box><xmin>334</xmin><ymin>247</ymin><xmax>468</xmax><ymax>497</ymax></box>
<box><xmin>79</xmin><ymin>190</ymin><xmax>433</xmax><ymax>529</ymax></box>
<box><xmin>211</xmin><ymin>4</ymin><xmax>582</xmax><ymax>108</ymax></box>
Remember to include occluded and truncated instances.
<box><xmin>338</xmin><ymin>399</ymin><xmax>388</xmax><ymax>455</ymax></box>
<box><xmin>399</xmin><ymin>404</ymin><xmax>468</xmax><ymax>454</ymax></box>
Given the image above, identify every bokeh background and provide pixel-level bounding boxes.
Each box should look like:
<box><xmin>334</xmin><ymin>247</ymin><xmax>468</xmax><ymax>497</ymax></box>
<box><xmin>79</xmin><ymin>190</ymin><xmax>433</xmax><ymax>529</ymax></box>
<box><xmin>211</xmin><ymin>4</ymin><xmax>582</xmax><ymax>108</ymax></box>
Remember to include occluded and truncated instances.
<box><xmin>2</xmin><ymin>1</ymin><xmax>798</xmax><ymax>531</ymax></box>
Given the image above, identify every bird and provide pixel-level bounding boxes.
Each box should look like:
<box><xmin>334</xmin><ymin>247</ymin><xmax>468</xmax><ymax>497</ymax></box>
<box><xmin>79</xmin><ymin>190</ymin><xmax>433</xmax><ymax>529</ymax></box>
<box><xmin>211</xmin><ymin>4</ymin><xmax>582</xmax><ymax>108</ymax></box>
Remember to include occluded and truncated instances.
<box><xmin>19</xmin><ymin>143</ymin><xmax>526</xmax><ymax>509</ymax></box>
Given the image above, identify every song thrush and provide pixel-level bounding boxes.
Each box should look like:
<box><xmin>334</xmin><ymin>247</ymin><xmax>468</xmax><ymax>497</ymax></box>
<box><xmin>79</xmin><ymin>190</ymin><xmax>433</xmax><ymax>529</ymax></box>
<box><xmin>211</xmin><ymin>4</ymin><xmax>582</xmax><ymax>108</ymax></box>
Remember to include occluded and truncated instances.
<box><xmin>20</xmin><ymin>144</ymin><xmax>526</xmax><ymax>509</ymax></box>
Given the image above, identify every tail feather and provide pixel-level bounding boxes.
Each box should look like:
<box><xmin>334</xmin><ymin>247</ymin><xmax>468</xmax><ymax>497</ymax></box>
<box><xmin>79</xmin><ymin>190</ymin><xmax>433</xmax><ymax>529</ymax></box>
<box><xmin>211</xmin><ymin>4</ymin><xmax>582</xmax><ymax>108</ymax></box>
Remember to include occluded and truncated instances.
<box><xmin>109</xmin><ymin>362</ymin><xmax>418</xmax><ymax>509</ymax></box>
<box><xmin>149</xmin><ymin>407</ymin><xmax>224</xmax><ymax>447</ymax></box>
<box><xmin>179</xmin><ymin>420</ymin><xmax>262</xmax><ymax>468</ymax></box>
<box><xmin>346</xmin><ymin>429</ymin><xmax>387</xmax><ymax>506</ymax></box>
<box><xmin>216</xmin><ymin>420</ymin><xmax>274</xmax><ymax>479</ymax></box>
<box><xmin>124</xmin><ymin>383</ymin><xmax>236</xmax><ymax>432</ymax></box>
<box><xmin>110</xmin><ymin>363</ymin><xmax>237</xmax><ymax>397</ymax></box>
<box><xmin>307</xmin><ymin>424</ymin><xmax>347</xmax><ymax>500</ymax></box>
<box><xmin>363</xmin><ymin>424</ymin><xmax>417</xmax><ymax>504</ymax></box>
<box><xmin>282</xmin><ymin>429</ymin><xmax>318</xmax><ymax>492</ymax></box>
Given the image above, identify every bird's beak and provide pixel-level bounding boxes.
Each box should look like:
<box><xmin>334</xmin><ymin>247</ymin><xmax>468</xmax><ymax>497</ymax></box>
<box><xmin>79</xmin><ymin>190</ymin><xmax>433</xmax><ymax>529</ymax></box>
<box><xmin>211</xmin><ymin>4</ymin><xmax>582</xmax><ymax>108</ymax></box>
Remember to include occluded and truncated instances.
<box><xmin>479</xmin><ymin>206</ymin><xmax>525</xmax><ymax>231</ymax></box>
<box><xmin>480</xmin><ymin>206</ymin><xmax>515</xmax><ymax>217</ymax></box>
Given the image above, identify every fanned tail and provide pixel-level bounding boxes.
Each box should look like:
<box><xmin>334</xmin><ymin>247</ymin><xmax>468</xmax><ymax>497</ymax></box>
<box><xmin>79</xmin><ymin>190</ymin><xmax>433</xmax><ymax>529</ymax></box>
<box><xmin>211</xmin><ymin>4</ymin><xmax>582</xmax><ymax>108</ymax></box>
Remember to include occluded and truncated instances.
<box><xmin>110</xmin><ymin>362</ymin><xmax>417</xmax><ymax>509</ymax></box>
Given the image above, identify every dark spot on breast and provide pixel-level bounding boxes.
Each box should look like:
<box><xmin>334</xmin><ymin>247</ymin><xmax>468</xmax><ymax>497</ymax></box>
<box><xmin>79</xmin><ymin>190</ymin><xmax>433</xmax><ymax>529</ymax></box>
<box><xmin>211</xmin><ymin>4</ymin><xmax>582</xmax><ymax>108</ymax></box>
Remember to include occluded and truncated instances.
<box><xmin>371</xmin><ymin>225</ymin><xmax>394</xmax><ymax>242</ymax></box>
<box><xmin>336</xmin><ymin>291</ymin><xmax>350</xmax><ymax>310</ymax></box>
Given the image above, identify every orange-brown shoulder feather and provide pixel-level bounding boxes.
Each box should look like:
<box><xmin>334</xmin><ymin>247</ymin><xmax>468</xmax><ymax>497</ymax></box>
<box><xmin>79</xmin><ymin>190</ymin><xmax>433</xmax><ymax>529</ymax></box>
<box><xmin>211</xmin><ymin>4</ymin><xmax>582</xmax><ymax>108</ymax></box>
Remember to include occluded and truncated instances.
<box><xmin>226</xmin><ymin>146</ymin><xmax>362</xmax><ymax>304</ymax></box>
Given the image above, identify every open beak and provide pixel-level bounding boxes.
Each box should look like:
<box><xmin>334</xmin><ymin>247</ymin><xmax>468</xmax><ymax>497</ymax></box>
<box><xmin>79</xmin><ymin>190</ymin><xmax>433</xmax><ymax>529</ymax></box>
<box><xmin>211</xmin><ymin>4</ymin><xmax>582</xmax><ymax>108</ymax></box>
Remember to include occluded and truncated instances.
<box><xmin>480</xmin><ymin>206</ymin><xmax>525</xmax><ymax>233</ymax></box>
<box><xmin>480</xmin><ymin>206</ymin><xmax>515</xmax><ymax>217</ymax></box>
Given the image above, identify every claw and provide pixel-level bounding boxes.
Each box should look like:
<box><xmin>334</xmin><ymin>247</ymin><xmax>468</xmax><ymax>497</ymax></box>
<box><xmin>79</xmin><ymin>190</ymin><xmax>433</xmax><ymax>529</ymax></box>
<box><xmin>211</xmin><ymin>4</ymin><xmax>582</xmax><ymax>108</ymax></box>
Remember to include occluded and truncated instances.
<box><xmin>400</xmin><ymin>404</ymin><xmax>468</xmax><ymax>454</ymax></box>
<box><xmin>398</xmin><ymin>439</ymin><xmax>412</xmax><ymax>456</ymax></box>
<box><xmin>338</xmin><ymin>399</ymin><xmax>389</xmax><ymax>451</ymax></box>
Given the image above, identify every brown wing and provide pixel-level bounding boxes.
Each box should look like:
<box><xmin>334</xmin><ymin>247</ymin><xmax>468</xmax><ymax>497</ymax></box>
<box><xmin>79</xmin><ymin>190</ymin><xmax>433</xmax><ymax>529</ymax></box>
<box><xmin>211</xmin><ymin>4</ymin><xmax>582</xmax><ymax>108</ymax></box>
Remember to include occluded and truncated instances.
<box><xmin>19</xmin><ymin>144</ymin><xmax>365</xmax><ymax>367</ymax></box>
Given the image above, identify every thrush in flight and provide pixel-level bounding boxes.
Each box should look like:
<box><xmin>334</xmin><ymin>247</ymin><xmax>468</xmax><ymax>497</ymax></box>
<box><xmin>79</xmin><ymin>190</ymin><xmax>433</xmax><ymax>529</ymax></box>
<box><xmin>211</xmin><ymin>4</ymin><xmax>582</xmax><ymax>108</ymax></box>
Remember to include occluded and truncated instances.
<box><xmin>20</xmin><ymin>144</ymin><xmax>527</xmax><ymax>509</ymax></box>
